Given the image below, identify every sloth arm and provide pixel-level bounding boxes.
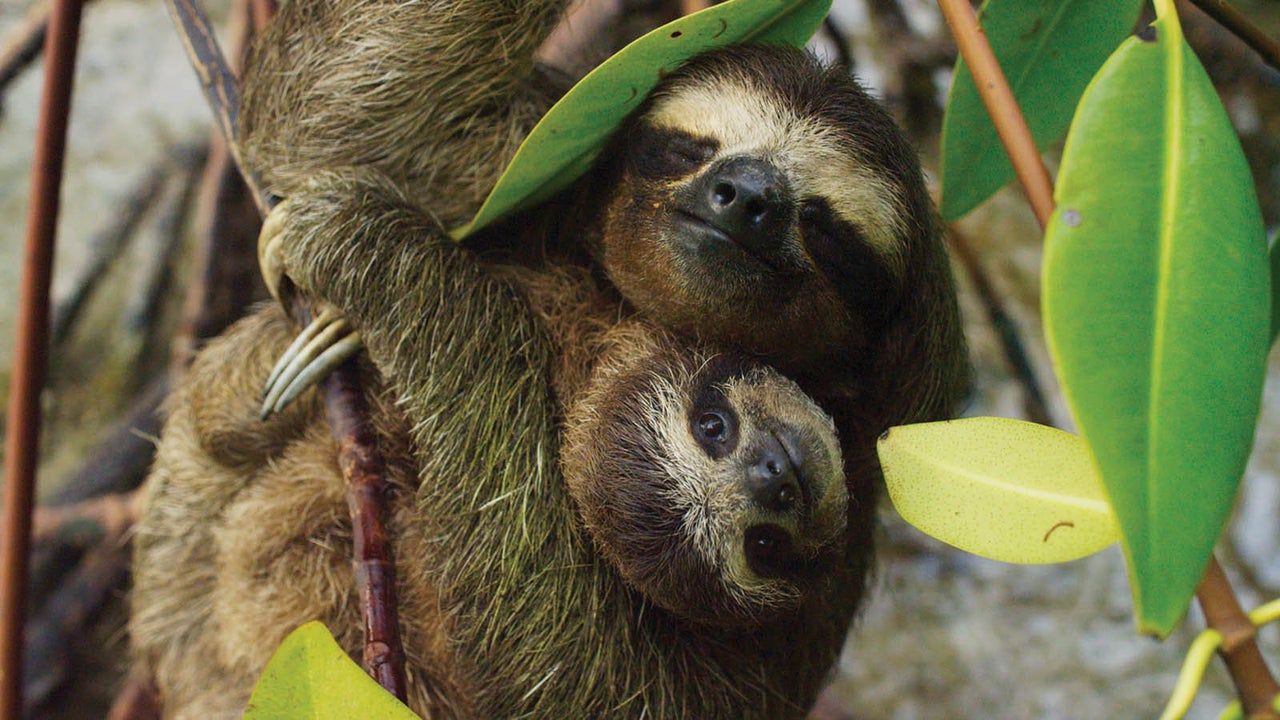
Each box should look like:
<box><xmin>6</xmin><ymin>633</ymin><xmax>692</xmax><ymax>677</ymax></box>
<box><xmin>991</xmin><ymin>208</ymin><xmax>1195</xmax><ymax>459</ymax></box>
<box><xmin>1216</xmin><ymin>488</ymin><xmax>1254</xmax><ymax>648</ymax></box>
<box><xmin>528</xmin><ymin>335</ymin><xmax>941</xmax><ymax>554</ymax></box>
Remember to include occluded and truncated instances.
<box><xmin>269</xmin><ymin>170</ymin><xmax>607</xmax><ymax>712</ymax></box>
<box><xmin>270</xmin><ymin>171</ymin><xmax>556</xmax><ymax>503</ymax></box>
<box><xmin>240</xmin><ymin>0</ymin><xmax>570</xmax><ymax>226</ymax></box>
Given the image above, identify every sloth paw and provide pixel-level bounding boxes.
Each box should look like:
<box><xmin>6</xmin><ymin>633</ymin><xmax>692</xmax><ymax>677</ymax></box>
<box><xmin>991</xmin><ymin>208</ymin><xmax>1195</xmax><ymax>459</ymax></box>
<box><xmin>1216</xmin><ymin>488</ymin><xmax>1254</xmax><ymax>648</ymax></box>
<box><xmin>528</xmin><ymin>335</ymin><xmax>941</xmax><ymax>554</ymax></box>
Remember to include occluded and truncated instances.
<box><xmin>260</xmin><ymin>309</ymin><xmax>363</xmax><ymax>419</ymax></box>
<box><xmin>257</xmin><ymin>201</ymin><xmax>292</xmax><ymax>307</ymax></box>
<box><xmin>258</xmin><ymin>202</ymin><xmax>365</xmax><ymax>419</ymax></box>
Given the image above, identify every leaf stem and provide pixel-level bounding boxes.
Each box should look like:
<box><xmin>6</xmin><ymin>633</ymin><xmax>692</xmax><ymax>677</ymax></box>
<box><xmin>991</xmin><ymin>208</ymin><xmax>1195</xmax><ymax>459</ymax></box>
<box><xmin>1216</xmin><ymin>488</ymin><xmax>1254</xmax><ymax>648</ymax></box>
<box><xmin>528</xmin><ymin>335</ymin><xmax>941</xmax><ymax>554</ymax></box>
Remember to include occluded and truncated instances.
<box><xmin>1160</xmin><ymin>627</ymin><xmax>1224</xmax><ymax>720</ymax></box>
<box><xmin>1196</xmin><ymin>557</ymin><xmax>1280</xmax><ymax>719</ymax></box>
<box><xmin>935</xmin><ymin>0</ymin><xmax>1054</xmax><ymax>229</ymax></box>
<box><xmin>1185</xmin><ymin>0</ymin><xmax>1280</xmax><ymax>75</ymax></box>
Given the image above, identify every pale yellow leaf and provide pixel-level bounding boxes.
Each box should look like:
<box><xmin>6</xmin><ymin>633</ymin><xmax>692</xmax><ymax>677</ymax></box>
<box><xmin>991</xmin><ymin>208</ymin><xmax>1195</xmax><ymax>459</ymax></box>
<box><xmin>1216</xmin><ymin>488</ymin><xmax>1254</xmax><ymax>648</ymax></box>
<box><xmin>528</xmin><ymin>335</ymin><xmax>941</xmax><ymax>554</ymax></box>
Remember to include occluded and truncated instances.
<box><xmin>878</xmin><ymin>417</ymin><xmax>1119</xmax><ymax>564</ymax></box>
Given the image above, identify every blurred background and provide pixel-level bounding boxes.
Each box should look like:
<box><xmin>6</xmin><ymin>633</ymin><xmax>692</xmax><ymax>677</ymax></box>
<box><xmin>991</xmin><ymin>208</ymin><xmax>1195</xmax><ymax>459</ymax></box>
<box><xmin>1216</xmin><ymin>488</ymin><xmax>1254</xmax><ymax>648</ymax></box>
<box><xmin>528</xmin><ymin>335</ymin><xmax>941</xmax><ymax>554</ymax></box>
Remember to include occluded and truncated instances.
<box><xmin>2</xmin><ymin>0</ymin><xmax>1279</xmax><ymax>717</ymax></box>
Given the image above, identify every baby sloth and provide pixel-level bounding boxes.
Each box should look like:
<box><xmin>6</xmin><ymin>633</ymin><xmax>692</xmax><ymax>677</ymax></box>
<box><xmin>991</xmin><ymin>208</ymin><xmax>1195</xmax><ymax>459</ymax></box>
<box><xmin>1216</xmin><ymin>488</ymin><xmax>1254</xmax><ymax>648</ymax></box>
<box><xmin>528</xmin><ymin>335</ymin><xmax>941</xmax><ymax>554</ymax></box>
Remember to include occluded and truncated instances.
<box><xmin>130</xmin><ymin>172</ymin><xmax>859</xmax><ymax>718</ymax></box>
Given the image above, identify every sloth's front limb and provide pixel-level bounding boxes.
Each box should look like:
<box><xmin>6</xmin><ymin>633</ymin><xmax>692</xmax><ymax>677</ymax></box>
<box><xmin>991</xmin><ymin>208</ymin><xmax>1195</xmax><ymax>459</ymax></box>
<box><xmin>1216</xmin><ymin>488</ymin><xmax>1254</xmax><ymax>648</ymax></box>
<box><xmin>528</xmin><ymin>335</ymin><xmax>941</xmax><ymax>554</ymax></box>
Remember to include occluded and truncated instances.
<box><xmin>258</xmin><ymin>204</ymin><xmax>363</xmax><ymax>418</ymax></box>
<box><xmin>253</xmin><ymin>170</ymin><xmax>549</xmax><ymax>426</ymax></box>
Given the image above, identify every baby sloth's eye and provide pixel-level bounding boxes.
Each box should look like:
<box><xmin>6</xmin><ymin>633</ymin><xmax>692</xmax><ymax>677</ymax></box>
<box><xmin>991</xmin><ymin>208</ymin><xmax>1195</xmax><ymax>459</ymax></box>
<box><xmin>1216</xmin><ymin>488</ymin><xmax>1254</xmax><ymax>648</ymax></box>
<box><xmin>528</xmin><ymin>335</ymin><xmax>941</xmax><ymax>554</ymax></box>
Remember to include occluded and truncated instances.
<box><xmin>698</xmin><ymin>412</ymin><xmax>727</xmax><ymax>440</ymax></box>
<box><xmin>692</xmin><ymin>407</ymin><xmax>738</xmax><ymax>459</ymax></box>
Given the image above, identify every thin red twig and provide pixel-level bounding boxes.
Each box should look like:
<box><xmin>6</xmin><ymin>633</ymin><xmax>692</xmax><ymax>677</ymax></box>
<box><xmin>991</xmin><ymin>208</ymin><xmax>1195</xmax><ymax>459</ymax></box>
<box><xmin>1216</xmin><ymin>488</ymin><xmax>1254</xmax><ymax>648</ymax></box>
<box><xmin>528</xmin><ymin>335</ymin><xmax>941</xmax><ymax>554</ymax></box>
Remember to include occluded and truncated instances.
<box><xmin>1</xmin><ymin>0</ymin><xmax>85</xmax><ymax>717</ymax></box>
<box><xmin>325</xmin><ymin>364</ymin><xmax>407</xmax><ymax>701</ymax></box>
<box><xmin>935</xmin><ymin>0</ymin><xmax>1055</xmax><ymax>229</ymax></box>
<box><xmin>163</xmin><ymin>0</ymin><xmax>408</xmax><ymax>698</ymax></box>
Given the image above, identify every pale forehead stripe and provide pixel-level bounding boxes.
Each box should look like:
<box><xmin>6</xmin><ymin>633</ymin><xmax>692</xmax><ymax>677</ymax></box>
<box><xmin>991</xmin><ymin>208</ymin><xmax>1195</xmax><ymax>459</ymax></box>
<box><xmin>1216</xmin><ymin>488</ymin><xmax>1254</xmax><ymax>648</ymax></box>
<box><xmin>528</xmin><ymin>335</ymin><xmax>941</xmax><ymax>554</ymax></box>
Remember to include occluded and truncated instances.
<box><xmin>646</xmin><ymin>75</ymin><xmax>908</xmax><ymax>264</ymax></box>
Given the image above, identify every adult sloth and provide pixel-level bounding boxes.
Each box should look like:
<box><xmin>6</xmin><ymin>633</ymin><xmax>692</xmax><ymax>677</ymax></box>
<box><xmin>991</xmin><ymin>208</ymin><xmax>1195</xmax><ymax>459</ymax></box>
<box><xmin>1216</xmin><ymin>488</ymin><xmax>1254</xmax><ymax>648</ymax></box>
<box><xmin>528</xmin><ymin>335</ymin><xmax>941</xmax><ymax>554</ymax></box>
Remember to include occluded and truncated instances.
<box><xmin>131</xmin><ymin>170</ymin><xmax>857</xmax><ymax>719</ymax></box>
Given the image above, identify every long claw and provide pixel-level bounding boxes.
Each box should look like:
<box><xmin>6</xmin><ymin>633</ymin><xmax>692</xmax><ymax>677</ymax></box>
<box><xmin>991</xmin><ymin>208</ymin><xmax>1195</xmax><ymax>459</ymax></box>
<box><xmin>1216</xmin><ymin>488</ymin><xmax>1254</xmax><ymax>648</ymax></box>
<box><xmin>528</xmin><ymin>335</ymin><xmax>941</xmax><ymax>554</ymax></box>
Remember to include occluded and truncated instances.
<box><xmin>258</xmin><ymin>204</ymin><xmax>291</xmax><ymax>304</ymax></box>
<box><xmin>263</xmin><ymin>308</ymin><xmax>343</xmax><ymax>392</ymax></box>
<box><xmin>256</xmin><ymin>199</ymin><xmax>369</xmax><ymax>420</ymax></box>
<box><xmin>260</xmin><ymin>312</ymin><xmax>360</xmax><ymax>419</ymax></box>
<box><xmin>262</xmin><ymin>332</ymin><xmax>364</xmax><ymax>419</ymax></box>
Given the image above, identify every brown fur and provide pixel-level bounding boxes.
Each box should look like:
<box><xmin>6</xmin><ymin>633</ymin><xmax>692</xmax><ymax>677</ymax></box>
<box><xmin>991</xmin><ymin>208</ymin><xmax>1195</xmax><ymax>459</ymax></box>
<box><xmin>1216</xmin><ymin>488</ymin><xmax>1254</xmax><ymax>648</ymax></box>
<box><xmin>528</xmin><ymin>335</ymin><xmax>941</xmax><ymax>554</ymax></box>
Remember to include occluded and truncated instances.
<box><xmin>238</xmin><ymin>0</ymin><xmax>567</xmax><ymax>228</ymax></box>
<box><xmin>238</xmin><ymin>0</ymin><xmax>968</xmax><ymax>470</ymax></box>
<box><xmin>133</xmin><ymin>0</ymin><xmax>970</xmax><ymax>715</ymax></box>
<box><xmin>131</xmin><ymin>171</ymin><xmax>860</xmax><ymax>718</ymax></box>
<box><xmin>237</xmin><ymin>0</ymin><xmax>967</xmax><ymax>552</ymax></box>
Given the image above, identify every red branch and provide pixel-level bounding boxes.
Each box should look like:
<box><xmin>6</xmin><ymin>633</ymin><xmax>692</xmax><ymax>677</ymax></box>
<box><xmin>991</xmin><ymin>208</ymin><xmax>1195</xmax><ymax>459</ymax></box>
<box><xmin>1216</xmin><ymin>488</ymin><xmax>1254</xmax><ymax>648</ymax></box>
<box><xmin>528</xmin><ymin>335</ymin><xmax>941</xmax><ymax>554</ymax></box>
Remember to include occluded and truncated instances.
<box><xmin>163</xmin><ymin>0</ymin><xmax>408</xmax><ymax>698</ymax></box>
<box><xmin>935</xmin><ymin>0</ymin><xmax>1055</xmax><ymax>229</ymax></box>
<box><xmin>0</xmin><ymin>0</ymin><xmax>85</xmax><ymax>717</ymax></box>
<box><xmin>324</xmin><ymin>364</ymin><xmax>407</xmax><ymax>702</ymax></box>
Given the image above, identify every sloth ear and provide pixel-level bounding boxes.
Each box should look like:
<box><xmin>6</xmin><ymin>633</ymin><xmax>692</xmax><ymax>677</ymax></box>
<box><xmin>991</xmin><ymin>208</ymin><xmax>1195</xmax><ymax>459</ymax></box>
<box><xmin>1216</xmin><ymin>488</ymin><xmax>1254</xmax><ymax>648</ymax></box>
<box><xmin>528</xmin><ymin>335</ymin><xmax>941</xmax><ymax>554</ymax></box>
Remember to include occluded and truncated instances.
<box><xmin>452</xmin><ymin>0</ymin><xmax>833</xmax><ymax>240</ymax></box>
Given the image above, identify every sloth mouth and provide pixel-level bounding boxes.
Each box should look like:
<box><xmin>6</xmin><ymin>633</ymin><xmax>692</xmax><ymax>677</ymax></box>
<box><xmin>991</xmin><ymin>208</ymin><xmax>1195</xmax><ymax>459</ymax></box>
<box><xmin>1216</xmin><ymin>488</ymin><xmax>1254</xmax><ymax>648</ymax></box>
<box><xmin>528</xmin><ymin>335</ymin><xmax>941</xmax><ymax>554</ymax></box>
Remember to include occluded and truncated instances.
<box><xmin>672</xmin><ymin>210</ymin><xmax>783</xmax><ymax>273</ymax></box>
<box><xmin>743</xmin><ymin>524</ymin><xmax>802</xmax><ymax>578</ymax></box>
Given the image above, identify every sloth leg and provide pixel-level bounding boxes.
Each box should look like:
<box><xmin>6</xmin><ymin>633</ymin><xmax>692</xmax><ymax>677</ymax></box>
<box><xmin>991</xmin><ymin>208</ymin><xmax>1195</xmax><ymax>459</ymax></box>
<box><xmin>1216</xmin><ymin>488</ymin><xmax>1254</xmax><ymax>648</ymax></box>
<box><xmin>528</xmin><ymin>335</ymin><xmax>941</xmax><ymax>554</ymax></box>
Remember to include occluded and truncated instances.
<box><xmin>257</xmin><ymin>202</ymin><xmax>364</xmax><ymax>417</ymax></box>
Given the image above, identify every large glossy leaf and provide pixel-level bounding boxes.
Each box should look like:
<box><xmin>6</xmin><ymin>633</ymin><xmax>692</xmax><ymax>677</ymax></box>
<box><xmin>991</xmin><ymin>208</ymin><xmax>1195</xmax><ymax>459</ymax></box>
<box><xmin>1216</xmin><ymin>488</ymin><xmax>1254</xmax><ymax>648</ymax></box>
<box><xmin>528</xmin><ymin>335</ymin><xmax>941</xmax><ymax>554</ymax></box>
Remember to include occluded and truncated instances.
<box><xmin>243</xmin><ymin>622</ymin><xmax>420</xmax><ymax>720</ymax></box>
<box><xmin>451</xmin><ymin>0</ymin><xmax>831</xmax><ymax>239</ymax></box>
<box><xmin>1270</xmin><ymin>228</ymin><xmax>1280</xmax><ymax>343</ymax></box>
<box><xmin>1042</xmin><ymin>2</ymin><xmax>1269</xmax><ymax>637</ymax></box>
<box><xmin>938</xmin><ymin>0</ymin><xmax>1142</xmax><ymax>220</ymax></box>
<box><xmin>879</xmin><ymin>417</ymin><xmax>1119</xmax><ymax>564</ymax></box>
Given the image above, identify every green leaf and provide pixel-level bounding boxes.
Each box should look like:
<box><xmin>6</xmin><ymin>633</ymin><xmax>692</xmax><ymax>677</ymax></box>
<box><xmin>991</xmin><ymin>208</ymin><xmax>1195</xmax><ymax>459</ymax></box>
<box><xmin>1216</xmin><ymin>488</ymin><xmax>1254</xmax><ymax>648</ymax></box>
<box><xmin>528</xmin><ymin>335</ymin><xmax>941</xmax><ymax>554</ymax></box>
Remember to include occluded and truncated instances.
<box><xmin>1269</xmin><ymin>228</ymin><xmax>1280</xmax><ymax>343</ymax></box>
<box><xmin>243</xmin><ymin>622</ymin><xmax>421</xmax><ymax>720</ymax></box>
<box><xmin>939</xmin><ymin>0</ymin><xmax>1142</xmax><ymax>220</ymax></box>
<box><xmin>451</xmin><ymin>0</ymin><xmax>832</xmax><ymax>239</ymax></box>
<box><xmin>879</xmin><ymin>417</ymin><xmax>1119</xmax><ymax>564</ymax></box>
<box><xmin>1042</xmin><ymin>4</ymin><xmax>1269</xmax><ymax>637</ymax></box>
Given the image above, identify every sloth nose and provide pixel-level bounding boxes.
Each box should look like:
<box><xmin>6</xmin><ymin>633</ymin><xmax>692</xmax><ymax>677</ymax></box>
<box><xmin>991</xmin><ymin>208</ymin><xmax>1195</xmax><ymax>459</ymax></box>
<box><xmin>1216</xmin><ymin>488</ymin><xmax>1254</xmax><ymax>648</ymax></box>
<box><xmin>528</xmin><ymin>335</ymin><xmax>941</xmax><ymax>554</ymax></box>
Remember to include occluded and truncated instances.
<box><xmin>700</xmin><ymin>157</ymin><xmax>791</xmax><ymax>255</ymax></box>
<box><xmin>746</xmin><ymin>434</ymin><xmax>803</xmax><ymax>514</ymax></box>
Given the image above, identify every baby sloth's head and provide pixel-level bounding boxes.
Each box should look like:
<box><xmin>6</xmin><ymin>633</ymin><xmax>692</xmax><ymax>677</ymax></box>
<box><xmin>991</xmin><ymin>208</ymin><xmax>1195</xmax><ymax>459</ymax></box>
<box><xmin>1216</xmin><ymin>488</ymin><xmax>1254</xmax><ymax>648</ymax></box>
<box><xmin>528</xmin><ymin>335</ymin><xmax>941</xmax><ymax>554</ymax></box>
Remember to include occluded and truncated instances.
<box><xmin>561</xmin><ymin>326</ymin><xmax>847</xmax><ymax>627</ymax></box>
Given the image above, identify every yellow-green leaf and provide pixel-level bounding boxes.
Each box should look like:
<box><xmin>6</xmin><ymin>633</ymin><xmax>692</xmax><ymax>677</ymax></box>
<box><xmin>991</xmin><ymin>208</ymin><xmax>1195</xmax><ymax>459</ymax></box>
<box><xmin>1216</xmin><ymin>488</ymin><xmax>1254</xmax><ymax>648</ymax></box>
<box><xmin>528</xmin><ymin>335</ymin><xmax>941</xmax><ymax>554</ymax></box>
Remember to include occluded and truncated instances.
<box><xmin>243</xmin><ymin>622</ymin><xmax>421</xmax><ymax>720</ymax></box>
<box><xmin>878</xmin><ymin>417</ymin><xmax>1119</xmax><ymax>564</ymax></box>
<box><xmin>451</xmin><ymin>0</ymin><xmax>832</xmax><ymax>239</ymax></box>
<box><xmin>1042</xmin><ymin>1</ymin><xmax>1269</xmax><ymax>637</ymax></box>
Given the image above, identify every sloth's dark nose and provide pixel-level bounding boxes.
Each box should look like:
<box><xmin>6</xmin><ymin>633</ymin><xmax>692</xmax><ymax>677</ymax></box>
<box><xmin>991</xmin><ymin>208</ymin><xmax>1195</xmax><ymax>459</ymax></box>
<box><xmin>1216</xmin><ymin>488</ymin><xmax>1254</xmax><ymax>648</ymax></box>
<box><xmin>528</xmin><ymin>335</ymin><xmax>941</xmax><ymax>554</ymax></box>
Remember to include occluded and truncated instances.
<box><xmin>746</xmin><ymin>433</ymin><xmax>802</xmax><ymax>514</ymax></box>
<box><xmin>699</xmin><ymin>157</ymin><xmax>791</xmax><ymax>256</ymax></box>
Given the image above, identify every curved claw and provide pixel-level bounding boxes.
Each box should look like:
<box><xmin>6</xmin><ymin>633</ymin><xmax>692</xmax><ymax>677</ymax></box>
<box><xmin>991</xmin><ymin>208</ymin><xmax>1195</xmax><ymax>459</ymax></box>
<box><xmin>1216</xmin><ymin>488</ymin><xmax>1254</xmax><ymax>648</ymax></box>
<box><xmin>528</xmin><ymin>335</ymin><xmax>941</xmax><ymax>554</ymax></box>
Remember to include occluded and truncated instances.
<box><xmin>258</xmin><ymin>203</ymin><xmax>292</xmax><ymax>305</ymax></box>
<box><xmin>263</xmin><ymin>307</ymin><xmax>343</xmax><ymax>391</ymax></box>
<box><xmin>260</xmin><ymin>311</ymin><xmax>362</xmax><ymax>419</ymax></box>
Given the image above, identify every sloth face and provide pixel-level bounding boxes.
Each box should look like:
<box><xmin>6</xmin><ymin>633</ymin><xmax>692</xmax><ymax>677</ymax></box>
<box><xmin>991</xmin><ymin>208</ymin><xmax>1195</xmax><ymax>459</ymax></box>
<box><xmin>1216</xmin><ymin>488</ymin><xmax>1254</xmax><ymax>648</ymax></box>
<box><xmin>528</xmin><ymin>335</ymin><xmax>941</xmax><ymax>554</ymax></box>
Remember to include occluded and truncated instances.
<box><xmin>590</xmin><ymin>45</ymin><xmax>935</xmax><ymax>378</ymax></box>
<box><xmin>561</xmin><ymin>340</ymin><xmax>847</xmax><ymax>627</ymax></box>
